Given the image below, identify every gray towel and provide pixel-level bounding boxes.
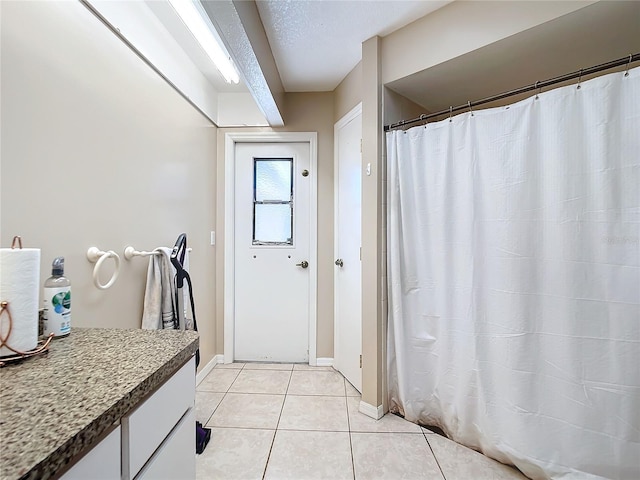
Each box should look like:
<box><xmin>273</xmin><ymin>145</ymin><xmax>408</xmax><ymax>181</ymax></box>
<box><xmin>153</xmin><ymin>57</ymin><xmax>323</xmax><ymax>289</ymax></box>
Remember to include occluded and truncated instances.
<box><xmin>141</xmin><ymin>247</ymin><xmax>193</xmax><ymax>330</ymax></box>
<box><xmin>141</xmin><ymin>247</ymin><xmax>175</xmax><ymax>330</ymax></box>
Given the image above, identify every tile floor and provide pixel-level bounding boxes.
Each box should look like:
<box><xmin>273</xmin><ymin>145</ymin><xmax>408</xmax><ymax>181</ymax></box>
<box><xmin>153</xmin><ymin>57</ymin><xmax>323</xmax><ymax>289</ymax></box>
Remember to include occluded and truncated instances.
<box><xmin>195</xmin><ymin>363</ymin><xmax>528</xmax><ymax>480</ymax></box>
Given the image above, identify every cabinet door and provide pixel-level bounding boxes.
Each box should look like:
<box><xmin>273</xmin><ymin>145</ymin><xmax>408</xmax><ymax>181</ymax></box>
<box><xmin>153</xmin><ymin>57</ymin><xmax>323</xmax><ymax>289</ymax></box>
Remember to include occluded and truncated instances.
<box><xmin>122</xmin><ymin>357</ymin><xmax>195</xmax><ymax>479</ymax></box>
<box><xmin>136</xmin><ymin>408</ymin><xmax>195</xmax><ymax>480</ymax></box>
<box><xmin>61</xmin><ymin>426</ymin><xmax>121</xmax><ymax>480</ymax></box>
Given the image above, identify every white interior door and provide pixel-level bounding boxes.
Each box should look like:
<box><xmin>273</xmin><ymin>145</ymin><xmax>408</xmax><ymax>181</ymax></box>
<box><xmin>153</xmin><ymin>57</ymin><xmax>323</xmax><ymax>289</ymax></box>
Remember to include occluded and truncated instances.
<box><xmin>234</xmin><ymin>142</ymin><xmax>311</xmax><ymax>362</ymax></box>
<box><xmin>334</xmin><ymin>105</ymin><xmax>362</xmax><ymax>391</ymax></box>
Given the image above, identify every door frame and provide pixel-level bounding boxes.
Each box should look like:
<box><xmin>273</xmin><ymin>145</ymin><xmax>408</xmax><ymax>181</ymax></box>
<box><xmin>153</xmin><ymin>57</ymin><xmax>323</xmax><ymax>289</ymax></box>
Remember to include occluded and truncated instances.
<box><xmin>333</xmin><ymin>103</ymin><xmax>362</xmax><ymax>383</ymax></box>
<box><xmin>224</xmin><ymin>132</ymin><xmax>318</xmax><ymax>364</ymax></box>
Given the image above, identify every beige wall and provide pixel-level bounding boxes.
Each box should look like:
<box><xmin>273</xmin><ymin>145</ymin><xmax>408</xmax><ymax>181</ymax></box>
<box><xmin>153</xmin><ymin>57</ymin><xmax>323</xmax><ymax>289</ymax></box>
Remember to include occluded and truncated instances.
<box><xmin>0</xmin><ymin>1</ymin><xmax>218</xmax><ymax>368</ymax></box>
<box><xmin>361</xmin><ymin>36</ymin><xmax>385</xmax><ymax>411</ymax></box>
<box><xmin>382</xmin><ymin>1</ymin><xmax>596</xmax><ymax>84</ymax></box>
<box><xmin>334</xmin><ymin>62</ymin><xmax>362</xmax><ymax>122</ymax></box>
<box><xmin>215</xmin><ymin>92</ymin><xmax>335</xmax><ymax>358</ymax></box>
<box><xmin>383</xmin><ymin>88</ymin><xmax>426</xmax><ymax>126</ymax></box>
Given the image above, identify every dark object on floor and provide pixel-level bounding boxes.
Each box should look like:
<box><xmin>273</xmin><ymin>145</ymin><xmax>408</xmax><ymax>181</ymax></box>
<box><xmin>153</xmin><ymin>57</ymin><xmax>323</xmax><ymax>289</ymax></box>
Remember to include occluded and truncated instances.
<box><xmin>196</xmin><ymin>421</ymin><xmax>211</xmax><ymax>454</ymax></box>
<box><xmin>419</xmin><ymin>423</ymin><xmax>446</xmax><ymax>436</ymax></box>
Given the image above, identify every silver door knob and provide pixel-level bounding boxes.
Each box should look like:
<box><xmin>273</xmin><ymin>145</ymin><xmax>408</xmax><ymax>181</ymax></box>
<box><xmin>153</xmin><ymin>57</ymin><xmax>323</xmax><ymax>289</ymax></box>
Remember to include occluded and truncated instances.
<box><xmin>335</xmin><ymin>259</ymin><xmax>344</xmax><ymax>267</ymax></box>
<box><xmin>296</xmin><ymin>261</ymin><xmax>309</xmax><ymax>268</ymax></box>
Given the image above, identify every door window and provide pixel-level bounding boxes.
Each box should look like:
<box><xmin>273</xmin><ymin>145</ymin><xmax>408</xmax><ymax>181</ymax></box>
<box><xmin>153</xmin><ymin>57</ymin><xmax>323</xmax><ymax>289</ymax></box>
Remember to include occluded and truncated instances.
<box><xmin>253</xmin><ymin>158</ymin><xmax>293</xmax><ymax>245</ymax></box>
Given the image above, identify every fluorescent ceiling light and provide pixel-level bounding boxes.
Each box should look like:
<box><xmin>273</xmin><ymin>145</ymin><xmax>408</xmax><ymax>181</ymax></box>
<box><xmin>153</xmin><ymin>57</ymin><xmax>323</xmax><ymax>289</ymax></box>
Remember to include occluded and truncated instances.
<box><xmin>168</xmin><ymin>0</ymin><xmax>239</xmax><ymax>84</ymax></box>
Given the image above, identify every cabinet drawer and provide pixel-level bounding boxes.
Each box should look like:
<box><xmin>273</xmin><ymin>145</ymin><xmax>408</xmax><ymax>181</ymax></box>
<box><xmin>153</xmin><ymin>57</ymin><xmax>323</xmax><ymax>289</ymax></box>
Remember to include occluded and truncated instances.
<box><xmin>136</xmin><ymin>408</ymin><xmax>195</xmax><ymax>480</ymax></box>
<box><xmin>61</xmin><ymin>426</ymin><xmax>121</xmax><ymax>480</ymax></box>
<box><xmin>122</xmin><ymin>357</ymin><xmax>195</xmax><ymax>479</ymax></box>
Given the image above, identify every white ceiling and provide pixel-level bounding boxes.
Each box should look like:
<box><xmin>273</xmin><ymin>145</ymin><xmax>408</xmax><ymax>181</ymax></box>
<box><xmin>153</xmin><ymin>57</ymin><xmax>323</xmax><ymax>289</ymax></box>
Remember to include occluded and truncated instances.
<box><xmin>255</xmin><ymin>0</ymin><xmax>451</xmax><ymax>92</ymax></box>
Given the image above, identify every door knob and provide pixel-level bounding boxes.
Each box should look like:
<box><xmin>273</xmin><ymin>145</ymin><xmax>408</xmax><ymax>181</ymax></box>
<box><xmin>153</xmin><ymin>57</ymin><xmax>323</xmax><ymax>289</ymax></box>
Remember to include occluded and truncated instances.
<box><xmin>296</xmin><ymin>261</ymin><xmax>309</xmax><ymax>268</ymax></box>
<box><xmin>335</xmin><ymin>259</ymin><xmax>344</xmax><ymax>267</ymax></box>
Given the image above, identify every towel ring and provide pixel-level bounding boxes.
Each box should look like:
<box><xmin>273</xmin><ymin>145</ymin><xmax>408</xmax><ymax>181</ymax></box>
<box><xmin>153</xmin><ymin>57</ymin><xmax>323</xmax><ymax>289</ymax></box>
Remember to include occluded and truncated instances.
<box><xmin>87</xmin><ymin>247</ymin><xmax>120</xmax><ymax>290</ymax></box>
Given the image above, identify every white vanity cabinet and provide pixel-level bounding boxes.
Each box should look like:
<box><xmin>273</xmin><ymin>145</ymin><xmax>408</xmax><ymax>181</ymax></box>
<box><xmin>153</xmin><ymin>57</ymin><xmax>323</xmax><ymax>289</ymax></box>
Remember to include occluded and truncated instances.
<box><xmin>122</xmin><ymin>357</ymin><xmax>196</xmax><ymax>479</ymax></box>
<box><xmin>2</xmin><ymin>328</ymin><xmax>199</xmax><ymax>480</ymax></box>
<box><xmin>60</xmin><ymin>357</ymin><xmax>196</xmax><ymax>480</ymax></box>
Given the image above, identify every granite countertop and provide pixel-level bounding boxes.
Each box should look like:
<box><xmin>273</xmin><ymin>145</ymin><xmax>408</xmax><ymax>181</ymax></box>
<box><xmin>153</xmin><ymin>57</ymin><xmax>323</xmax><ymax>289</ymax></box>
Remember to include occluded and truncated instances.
<box><xmin>0</xmin><ymin>327</ymin><xmax>199</xmax><ymax>480</ymax></box>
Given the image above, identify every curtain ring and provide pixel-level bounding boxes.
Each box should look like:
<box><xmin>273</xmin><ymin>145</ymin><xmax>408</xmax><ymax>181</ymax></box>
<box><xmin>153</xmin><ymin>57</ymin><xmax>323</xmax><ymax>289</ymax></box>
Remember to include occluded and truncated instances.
<box><xmin>467</xmin><ymin>101</ymin><xmax>474</xmax><ymax>116</ymax></box>
<box><xmin>535</xmin><ymin>81</ymin><xmax>540</xmax><ymax>100</ymax></box>
<box><xmin>577</xmin><ymin>68</ymin><xmax>583</xmax><ymax>89</ymax></box>
<box><xmin>449</xmin><ymin>106</ymin><xmax>453</xmax><ymax>122</ymax></box>
<box><xmin>625</xmin><ymin>54</ymin><xmax>632</xmax><ymax>77</ymax></box>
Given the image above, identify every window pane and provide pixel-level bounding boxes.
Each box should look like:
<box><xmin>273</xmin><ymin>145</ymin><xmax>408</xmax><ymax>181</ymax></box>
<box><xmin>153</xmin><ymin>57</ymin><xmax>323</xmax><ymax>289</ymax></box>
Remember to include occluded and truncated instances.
<box><xmin>255</xmin><ymin>159</ymin><xmax>292</xmax><ymax>201</ymax></box>
<box><xmin>254</xmin><ymin>204</ymin><xmax>292</xmax><ymax>244</ymax></box>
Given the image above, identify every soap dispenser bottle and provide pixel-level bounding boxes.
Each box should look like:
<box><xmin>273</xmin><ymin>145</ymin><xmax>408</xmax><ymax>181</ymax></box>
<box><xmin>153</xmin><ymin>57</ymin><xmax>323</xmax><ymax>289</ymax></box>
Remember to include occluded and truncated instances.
<box><xmin>43</xmin><ymin>256</ymin><xmax>71</xmax><ymax>337</ymax></box>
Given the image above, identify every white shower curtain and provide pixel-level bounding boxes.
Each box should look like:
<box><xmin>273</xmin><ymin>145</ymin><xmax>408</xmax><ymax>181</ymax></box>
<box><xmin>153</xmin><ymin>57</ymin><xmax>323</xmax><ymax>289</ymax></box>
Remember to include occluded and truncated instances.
<box><xmin>387</xmin><ymin>67</ymin><xmax>639</xmax><ymax>480</ymax></box>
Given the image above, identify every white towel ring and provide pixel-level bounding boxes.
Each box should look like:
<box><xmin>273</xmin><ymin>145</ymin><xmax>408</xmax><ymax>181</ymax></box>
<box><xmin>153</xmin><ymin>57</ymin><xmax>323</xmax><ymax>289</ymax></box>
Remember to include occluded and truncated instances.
<box><xmin>86</xmin><ymin>247</ymin><xmax>121</xmax><ymax>290</ymax></box>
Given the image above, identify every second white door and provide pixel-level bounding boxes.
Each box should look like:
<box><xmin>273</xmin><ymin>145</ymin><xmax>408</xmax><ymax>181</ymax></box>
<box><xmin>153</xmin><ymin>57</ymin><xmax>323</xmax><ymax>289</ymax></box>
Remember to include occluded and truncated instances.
<box><xmin>234</xmin><ymin>142</ymin><xmax>311</xmax><ymax>362</ymax></box>
<box><xmin>334</xmin><ymin>105</ymin><xmax>362</xmax><ymax>391</ymax></box>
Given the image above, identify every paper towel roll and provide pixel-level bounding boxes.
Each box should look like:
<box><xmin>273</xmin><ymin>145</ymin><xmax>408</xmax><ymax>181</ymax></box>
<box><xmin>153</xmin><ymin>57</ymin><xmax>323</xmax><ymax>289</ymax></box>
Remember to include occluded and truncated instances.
<box><xmin>0</xmin><ymin>248</ymin><xmax>40</xmax><ymax>356</ymax></box>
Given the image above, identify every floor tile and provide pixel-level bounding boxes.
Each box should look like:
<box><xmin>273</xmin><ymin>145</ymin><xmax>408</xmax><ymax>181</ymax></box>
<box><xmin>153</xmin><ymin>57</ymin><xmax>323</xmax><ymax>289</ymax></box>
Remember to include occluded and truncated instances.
<box><xmin>292</xmin><ymin>364</ymin><xmax>335</xmax><ymax>371</ymax></box>
<box><xmin>207</xmin><ymin>393</ymin><xmax>285</xmax><ymax>429</ymax></box>
<box><xmin>196</xmin><ymin>428</ymin><xmax>274</xmax><ymax>480</ymax></box>
<box><xmin>198</xmin><ymin>369</ymin><xmax>241</xmax><ymax>393</ymax></box>
<box><xmin>228</xmin><ymin>369</ymin><xmax>292</xmax><ymax>394</ymax></box>
<box><xmin>278</xmin><ymin>395</ymin><xmax>349</xmax><ymax>432</ymax></box>
<box><xmin>243</xmin><ymin>363</ymin><xmax>293</xmax><ymax>371</ymax></box>
<box><xmin>345</xmin><ymin>380</ymin><xmax>361</xmax><ymax>397</ymax></box>
<box><xmin>427</xmin><ymin>434</ymin><xmax>528</xmax><ymax>480</ymax></box>
<box><xmin>352</xmin><ymin>432</ymin><xmax>444</xmax><ymax>480</ymax></box>
<box><xmin>287</xmin><ymin>370</ymin><xmax>346</xmax><ymax>396</ymax></box>
<box><xmin>214</xmin><ymin>362</ymin><xmax>245</xmax><ymax>369</ymax></box>
<box><xmin>347</xmin><ymin>397</ymin><xmax>422</xmax><ymax>433</ymax></box>
<box><xmin>195</xmin><ymin>391</ymin><xmax>224</xmax><ymax>424</ymax></box>
<box><xmin>264</xmin><ymin>430</ymin><xmax>353</xmax><ymax>480</ymax></box>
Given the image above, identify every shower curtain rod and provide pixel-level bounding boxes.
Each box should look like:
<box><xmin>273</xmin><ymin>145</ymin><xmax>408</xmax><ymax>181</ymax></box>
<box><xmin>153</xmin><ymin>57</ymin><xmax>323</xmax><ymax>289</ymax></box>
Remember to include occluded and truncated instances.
<box><xmin>384</xmin><ymin>53</ymin><xmax>640</xmax><ymax>132</ymax></box>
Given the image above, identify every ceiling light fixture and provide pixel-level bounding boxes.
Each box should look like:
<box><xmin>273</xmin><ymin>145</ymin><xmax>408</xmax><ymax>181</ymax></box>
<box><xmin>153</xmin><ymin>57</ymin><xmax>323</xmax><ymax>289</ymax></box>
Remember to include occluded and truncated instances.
<box><xmin>168</xmin><ymin>0</ymin><xmax>239</xmax><ymax>84</ymax></box>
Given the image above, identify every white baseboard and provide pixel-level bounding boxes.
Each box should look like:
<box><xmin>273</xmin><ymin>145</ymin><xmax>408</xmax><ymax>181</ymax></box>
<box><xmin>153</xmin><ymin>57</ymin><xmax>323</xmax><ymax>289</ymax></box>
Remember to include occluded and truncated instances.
<box><xmin>196</xmin><ymin>354</ymin><xmax>223</xmax><ymax>385</ymax></box>
<box><xmin>316</xmin><ymin>357</ymin><xmax>334</xmax><ymax>367</ymax></box>
<box><xmin>359</xmin><ymin>400</ymin><xmax>384</xmax><ymax>420</ymax></box>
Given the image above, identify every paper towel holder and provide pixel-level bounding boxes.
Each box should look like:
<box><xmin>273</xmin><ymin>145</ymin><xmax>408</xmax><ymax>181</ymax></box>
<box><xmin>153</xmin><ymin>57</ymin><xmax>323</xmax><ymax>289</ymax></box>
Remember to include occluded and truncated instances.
<box><xmin>0</xmin><ymin>302</ymin><xmax>54</xmax><ymax>367</ymax></box>
<box><xmin>11</xmin><ymin>236</ymin><xmax>23</xmax><ymax>249</ymax></box>
<box><xmin>86</xmin><ymin>247</ymin><xmax>120</xmax><ymax>290</ymax></box>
